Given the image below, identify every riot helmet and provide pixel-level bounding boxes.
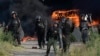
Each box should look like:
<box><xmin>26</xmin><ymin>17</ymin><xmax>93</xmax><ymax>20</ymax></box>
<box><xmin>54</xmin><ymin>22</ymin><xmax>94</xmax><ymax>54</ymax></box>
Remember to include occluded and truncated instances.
<box><xmin>11</xmin><ymin>11</ymin><xmax>17</xmax><ymax>19</ymax></box>
<box><xmin>53</xmin><ymin>21</ymin><xmax>58</xmax><ymax>28</ymax></box>
<box><xmin>36</xmin><ymin>15</ymin><xmax>42</xmax><ymax>21</ymax></box>
<box><xmin>11</xmin><ymin>11</ymin><xmax>17</xmax><ymax>15</ymax></box>
<box><xmin>61</xmin><ymin>17</ymin><xmax>67</xmax><ymax>23</ymax></box>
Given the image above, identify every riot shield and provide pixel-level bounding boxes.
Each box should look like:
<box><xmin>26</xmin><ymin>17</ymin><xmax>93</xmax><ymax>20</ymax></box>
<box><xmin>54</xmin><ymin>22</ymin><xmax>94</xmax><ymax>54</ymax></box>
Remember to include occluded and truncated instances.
<box><xmin>44</xmin><ymin>20</ymin><xmax>48</xmax><ymax>43</ymax></box>
<box><xmin>19</xmin><ymin>25</ymin><xmax>24</xmax><ymax>40</ymax></box>
<box><xmin>59</xmin><ymin>23</ymin><xmax>63</xmax><ymax>49</ymax></box>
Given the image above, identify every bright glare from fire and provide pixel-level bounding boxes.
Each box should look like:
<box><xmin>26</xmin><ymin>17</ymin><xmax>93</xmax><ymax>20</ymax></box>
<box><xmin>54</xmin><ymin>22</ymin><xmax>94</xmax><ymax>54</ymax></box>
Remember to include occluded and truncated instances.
<box><xmin>51</xmin><ymin>9</ymin><xmax>100</xmax><ymax>27</ymax></box>
<box><xmin>51</xmin><ymin>9</ymin><xmax>80</xmax><ymax>27</ymax></box>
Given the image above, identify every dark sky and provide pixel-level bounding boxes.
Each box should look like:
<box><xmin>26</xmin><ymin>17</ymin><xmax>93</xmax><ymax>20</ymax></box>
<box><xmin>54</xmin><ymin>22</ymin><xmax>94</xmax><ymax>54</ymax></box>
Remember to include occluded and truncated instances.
<box><xmin>0</xmin><ymin>0</ymin><xmax>100</xmax><ymax>12</ymax></box>
<box><xmin>73</xmin><ymin>0</ymin><xmax>100</xmax><ymax>12</ymax></box>
<box><xmin>0</xmin><ymin>0</ymin><xmax>10</xmax><ymax>23</ymax></box>
<box><xmin>43</xmin><ymin>0</ymin><xmax>100</xmax><ymax>13</ymax></box>
<box><xmin>43</xmin><ymin>0</ymin><xmax>73</xmax><ymax>10</ymax></box>
<box><xmin>0</xmin><ymin>0</ymin><xmax>100</xmax><ymax>11</ymax></box>
<box><xmin>0</xmin><ymin>0</ymin><xmax>10</xmax><ymax>11</ymax></box>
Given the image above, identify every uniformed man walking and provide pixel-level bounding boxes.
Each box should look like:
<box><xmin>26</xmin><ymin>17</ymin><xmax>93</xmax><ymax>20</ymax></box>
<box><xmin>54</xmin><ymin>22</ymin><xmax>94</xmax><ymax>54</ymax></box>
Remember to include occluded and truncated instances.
<box><xmin>60</xmin><ymin>17</ymin><xmax>74</xmax><ymax>52</ymax></box>
<box><xmin>35</xmin><ymin>15</ymin><xmax>45</xmax><ymax>49</ymax></box>
<box><xmin>45</xmin><ymin>21</ymin><xmax>59</xmax><ymax>56</ymax></box>
<box><xmin>6</xmin><ymin>11</ymin><xmax>21</xmax><ymax>45</ymax></box>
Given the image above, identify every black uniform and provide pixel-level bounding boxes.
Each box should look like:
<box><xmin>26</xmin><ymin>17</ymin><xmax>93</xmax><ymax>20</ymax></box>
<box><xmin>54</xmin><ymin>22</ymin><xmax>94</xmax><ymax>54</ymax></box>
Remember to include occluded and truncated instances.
<box><xmin>8</xmin><ymin>17</ymin><xmax>21</xmax><ymax>45</ymax></box>
<box><xmin>45</xmin><ymin>22</ymin><xmax>59</xmax><ymax>56</ymax></box>
<box><xmin>80</xmin><ymin>19</ymin><xmax>89</xmax><ymax>44</ymax></box>
<box><xmin>35</xmin><ymin>18</ymin><xmax>45</xmax><ymax>49</ymax></box>
<box><xmin>60</xmin><ymin>17</ymin><xmax>74</xmax><ymax>52</ymax></box>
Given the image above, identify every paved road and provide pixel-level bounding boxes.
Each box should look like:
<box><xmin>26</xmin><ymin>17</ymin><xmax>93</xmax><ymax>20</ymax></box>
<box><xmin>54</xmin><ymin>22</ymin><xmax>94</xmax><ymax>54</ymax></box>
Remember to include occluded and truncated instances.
<box><xmin>13</xmin><ymin>40</ymin><xmax>84</xmax><ymax>56</ymax></box>
<box><xmin>13</xmin><ymin>41</ymin><xmax>55</xmax><ymax>56</ymax></box>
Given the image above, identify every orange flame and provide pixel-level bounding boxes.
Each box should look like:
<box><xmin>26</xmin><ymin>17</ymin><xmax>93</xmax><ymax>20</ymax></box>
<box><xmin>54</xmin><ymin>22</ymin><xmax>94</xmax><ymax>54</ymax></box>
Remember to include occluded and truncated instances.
<box><xmin>51</xmin><ymin>9</ymin><xmax>100</xmax><ymax>27</ymax></box>
<box><xmin>51</xmin><ymin>9</ymin><xmax>80</xmax><ymax>27</ymax></box>
<box><xmin>89</xmin><ymin>19</ymin><xmax>100</xmax><ymax>26</ymax></box>
<box><xmin>21</xmin><ymin>36</ymin><xmax>37</xmax><ymax>43</ymax></box>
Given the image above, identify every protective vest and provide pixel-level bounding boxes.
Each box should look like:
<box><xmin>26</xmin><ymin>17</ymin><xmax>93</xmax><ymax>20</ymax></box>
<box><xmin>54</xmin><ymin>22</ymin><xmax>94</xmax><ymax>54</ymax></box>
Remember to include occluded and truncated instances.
<box><xmin>11</xmin><ymin>19</ymin><xmax>20</xmax><ymax>31</ymax></box>
<box><xmin>80</xmin><ymin>20</ymin><xmax>88</xmax><ymax>31</ymax></box>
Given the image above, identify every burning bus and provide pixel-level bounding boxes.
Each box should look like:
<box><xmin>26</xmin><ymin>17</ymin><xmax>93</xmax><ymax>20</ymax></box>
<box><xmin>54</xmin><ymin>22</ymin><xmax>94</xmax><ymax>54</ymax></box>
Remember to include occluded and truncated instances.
<box><xmin>51</xmin><ymin>9</ymin><xmax>100</xmax><ymax>27</ymax></box>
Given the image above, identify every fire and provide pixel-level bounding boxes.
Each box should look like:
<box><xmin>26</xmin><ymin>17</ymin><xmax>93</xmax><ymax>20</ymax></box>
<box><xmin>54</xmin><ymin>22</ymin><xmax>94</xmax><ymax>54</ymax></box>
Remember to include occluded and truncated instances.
<box><xmin>89</xmin><ymin>19</ymin><xmax>100</xmax><ymax>26</ymax></box>
<box><xmin>51</xmin><ymin>9</ymin><xmax>100</xmax><ymax>27</ymax></box>
<box><xmin>21</xmin><ymin>36</ymin><xmax>37</xmax><ymax>43</ymax></box>
<box><xmin>51</xmin><ymin>9</ymin><xmax>80</xmax><ymax>27</ymax></box>
<box><xmin>67</xmin><ymin>13</ymin><xmax>80</xmax><ymax>27</ymax></box>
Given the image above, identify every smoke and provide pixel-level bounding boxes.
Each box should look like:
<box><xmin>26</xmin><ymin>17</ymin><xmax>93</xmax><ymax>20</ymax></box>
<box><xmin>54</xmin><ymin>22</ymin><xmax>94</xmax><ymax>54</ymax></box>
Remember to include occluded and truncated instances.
<box><xmin>10</xmin><ymin>0</ymin><xmax>48</xmax><ymax>18</ymax></box>
<box><xmin>10</xmin><ymin>0</ymin><xmax>49</xmax><ymax>36</ymax></box>
<box><xmin>0</xmin><ymin>0</ymin><xmax>11</xmax><ymax>24</ymax></box>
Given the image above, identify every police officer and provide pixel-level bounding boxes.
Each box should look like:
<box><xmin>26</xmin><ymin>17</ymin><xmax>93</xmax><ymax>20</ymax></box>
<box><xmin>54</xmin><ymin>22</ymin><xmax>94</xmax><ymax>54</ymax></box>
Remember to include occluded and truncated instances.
<box><xmin>80</xmin><ymin>14</ymin><xmax>89</xmax><ymax>44</ymax></box>
<box><xmin>6</xmin><ymin>11</ymin><xmax>21</xmax><ymax>45</ymax></box>
<box><xmin>35</xmin><ymin>15</ymin><xmax>45</xmax><ymax>49</ymax></box>
<box><xmin>60</xmin><ymin>17</ymin><xmax>74</xmax><ymax>52</ymax></box>
<box><xmin>45</xmin><ymin>21</ymin><xmax>59</xmax><ymax>56</ymax></box>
